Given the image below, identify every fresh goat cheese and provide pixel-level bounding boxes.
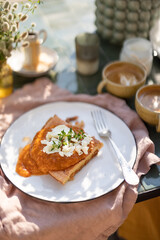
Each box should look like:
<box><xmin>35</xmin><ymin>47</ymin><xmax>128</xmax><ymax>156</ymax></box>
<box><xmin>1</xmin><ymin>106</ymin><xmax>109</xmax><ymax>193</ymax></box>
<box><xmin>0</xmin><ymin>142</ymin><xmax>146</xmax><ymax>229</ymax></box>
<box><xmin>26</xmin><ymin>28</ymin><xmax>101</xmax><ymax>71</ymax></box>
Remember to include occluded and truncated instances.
<box><xmin>41</xmin><ymin>125</ymin><xmax>92</xmax><ymax>157</ymax></box>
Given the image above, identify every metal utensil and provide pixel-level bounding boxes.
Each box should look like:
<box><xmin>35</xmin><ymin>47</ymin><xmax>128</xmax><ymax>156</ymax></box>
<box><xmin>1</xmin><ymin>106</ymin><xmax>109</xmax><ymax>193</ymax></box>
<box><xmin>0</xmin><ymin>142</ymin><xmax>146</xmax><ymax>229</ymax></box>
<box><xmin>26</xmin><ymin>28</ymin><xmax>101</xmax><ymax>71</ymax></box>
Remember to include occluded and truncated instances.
<box><xmin>91</xmin><ymin>109</ymin><xmax>139</xmax><ymax>186</ymax></box>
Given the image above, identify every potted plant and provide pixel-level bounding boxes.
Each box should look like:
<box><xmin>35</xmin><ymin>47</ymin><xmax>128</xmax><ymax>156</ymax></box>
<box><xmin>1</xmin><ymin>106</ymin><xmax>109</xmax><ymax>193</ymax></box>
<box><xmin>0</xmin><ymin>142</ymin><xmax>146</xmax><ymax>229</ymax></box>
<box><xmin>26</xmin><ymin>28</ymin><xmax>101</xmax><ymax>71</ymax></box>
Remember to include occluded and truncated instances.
<box><xmin>0</xmin><ymin>0</ymin><xmax>42</xmax><ymax>98</ymax></box>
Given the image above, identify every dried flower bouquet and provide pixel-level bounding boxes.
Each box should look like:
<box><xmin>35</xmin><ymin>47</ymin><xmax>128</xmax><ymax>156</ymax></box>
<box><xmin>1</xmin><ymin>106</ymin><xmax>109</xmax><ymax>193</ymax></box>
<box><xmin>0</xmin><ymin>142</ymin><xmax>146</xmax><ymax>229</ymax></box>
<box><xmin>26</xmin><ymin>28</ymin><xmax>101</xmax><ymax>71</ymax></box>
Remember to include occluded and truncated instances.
<box><xmin>0</xmin><ymin>0</ymin><xmax>42</xmax><ymax>63</ymax></box>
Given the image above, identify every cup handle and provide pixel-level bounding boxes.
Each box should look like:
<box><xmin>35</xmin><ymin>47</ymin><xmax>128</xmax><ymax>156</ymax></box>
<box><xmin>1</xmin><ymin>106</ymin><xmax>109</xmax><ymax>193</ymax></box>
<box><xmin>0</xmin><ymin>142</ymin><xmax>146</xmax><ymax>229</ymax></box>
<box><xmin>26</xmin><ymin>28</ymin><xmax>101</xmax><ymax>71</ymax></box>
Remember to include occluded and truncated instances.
<box><xmin>38</xmin><ymin>29</ymin><xmax>47</xmax><ymax>44</ymax></box>
<box><xmin>97</xmin><ymin>79</ymin><xmax>108</xmax><ymax>93</ymax></box>
<box><xmin>156</xmin><ymin>114</ymin><xmax>160</xmax><ymax>132</ymax></box>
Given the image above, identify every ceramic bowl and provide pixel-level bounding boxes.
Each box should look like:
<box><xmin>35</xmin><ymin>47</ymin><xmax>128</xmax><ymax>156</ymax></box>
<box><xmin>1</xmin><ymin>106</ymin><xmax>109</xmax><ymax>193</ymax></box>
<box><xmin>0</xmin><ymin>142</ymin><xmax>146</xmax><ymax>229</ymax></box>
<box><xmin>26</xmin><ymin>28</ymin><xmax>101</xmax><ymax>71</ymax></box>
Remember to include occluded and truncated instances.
<box><xmin>97</xmin><ymin>61</ymin><xmax>147</xmax><ymax>98</ymax></box>
<box><xmin>135</xmin><ymin>84</ymin><xmax>160</xmax><ymax>132</ymax></box>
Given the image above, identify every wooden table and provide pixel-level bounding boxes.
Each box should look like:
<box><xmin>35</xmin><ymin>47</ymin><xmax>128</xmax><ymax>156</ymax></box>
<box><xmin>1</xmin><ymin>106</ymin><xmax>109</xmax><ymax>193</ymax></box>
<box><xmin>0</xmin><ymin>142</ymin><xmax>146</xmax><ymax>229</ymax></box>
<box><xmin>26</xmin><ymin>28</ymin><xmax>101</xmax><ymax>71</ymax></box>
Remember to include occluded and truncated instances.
<box><xmin>13</xmin><ymin>0</ymin><xmax>160</xmax><ymax>203</ymax></box>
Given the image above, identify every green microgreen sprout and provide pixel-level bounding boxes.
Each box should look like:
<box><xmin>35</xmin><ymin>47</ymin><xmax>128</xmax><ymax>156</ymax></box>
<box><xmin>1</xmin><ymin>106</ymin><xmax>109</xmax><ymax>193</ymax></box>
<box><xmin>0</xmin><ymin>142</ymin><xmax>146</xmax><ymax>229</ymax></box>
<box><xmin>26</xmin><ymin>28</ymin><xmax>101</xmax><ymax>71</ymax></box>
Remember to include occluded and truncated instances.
<box><xmin>51</xmin><ymin>141</ymin><xmax>57</xmax><ymax>151</ymax></box>
<box><xmin>51</xmin><ymin>128</ymin><xmax>86</xmax><ymax>151</ymax></box>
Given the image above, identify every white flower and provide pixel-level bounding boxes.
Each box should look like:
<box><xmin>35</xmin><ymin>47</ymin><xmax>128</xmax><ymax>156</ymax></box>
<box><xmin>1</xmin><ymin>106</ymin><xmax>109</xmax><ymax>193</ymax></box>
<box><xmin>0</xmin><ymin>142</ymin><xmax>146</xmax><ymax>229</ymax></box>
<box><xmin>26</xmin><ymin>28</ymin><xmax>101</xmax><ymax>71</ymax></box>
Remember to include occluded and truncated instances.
<box><xmin>9</xmin><ymin>38</ymin><xmax>14</xmax><ymax>43</ymax></box>
<box><xmin>31</xmin><ymin>22</ymin><xmax>36</xmax><ymax>28</ymax></box>
<box><xmin>4</xmin><ymin>9</ymin><xmax>9</xmax><ymax>14</ymax></box>
<box><xmin>11</xmin><ymin>24</ymin><xmax>17</xmax><ymax>32</ymax></box>
<box><xmin>8</xmin><ymin>13</ymin><xmax>13</xmax><ymax>21</ymax></box>
<box><xmin>2</xmin><ymin>16</ymin><xmax>8</xmax><ymax>23</ymax></box>
<box><xmin>3</xmin><ymin>22</ymin><xmax>9</xmax><ymax>31</ymax></box>
<box><xmin>22</xmin><ymin>41</ymin><xmax>29</xmax><ymax>48</ymax></box>
<box><xmin>16</xmin><ymin>21</ymin><xmax>19</xmax><ymax>29</ymax></box>
<box><xmin>21</xmin><ymin>31</ymin><xmax>28</xmax><ymax>40</ymax></box>
<box><xmin>12</xmin><ymin>2</ymin><xmax>18</xmax><ymax>10</ymax></box>
<box><xmin>18</xmin><ymin>13</ymin><xmax>23</xmax><ymax>19</ymax></box>
<box><xmin>25</xmin><ymin>3</ymin><xmax>31</xmax><ymax>8</ymax></box>
<box><xmin>20</xmin><ymin>14</ymin><xmax>28</xmax><ymax>22</ymax></box>
<box><xmin>3</xmin><ymin>1</ymin><xmax>10</xmax><ymax>9</ymax></box>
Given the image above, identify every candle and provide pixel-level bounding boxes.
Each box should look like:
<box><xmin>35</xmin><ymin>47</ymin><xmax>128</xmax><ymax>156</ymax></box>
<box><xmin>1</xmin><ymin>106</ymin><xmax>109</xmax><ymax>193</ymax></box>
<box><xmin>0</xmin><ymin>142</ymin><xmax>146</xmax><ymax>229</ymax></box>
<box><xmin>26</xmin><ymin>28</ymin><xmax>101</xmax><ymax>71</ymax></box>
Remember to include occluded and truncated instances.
<box><xmin>75</xmin><ymin>33</ymin><xmax>100</xmax><ymax>75</ymax></box>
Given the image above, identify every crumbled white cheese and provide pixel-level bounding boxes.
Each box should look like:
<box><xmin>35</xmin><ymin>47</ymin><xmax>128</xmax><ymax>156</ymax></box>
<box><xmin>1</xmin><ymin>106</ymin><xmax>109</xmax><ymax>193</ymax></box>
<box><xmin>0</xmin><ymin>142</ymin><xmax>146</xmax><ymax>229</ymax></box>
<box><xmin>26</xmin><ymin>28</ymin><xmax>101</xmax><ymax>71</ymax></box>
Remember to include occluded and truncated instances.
<box><xmin>41</xmin><ymin>125</ymin><xmax>92</xmax><ymax>157</ymax></box>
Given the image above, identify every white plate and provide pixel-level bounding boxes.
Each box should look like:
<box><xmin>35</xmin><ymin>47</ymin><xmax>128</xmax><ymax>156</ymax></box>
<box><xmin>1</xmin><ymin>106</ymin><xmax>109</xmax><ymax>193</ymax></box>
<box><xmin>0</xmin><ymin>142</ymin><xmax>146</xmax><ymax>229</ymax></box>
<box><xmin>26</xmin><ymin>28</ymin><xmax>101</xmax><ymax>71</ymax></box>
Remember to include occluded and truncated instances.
<box><xmin>7</xmin><ymin>46</ymin><xmax>59</xmax><ymax>77</ymax></box>
<box><xmin>0</xmin><ymin>102</ymin><xmax>137</xmax><ymax>203</ymax></box>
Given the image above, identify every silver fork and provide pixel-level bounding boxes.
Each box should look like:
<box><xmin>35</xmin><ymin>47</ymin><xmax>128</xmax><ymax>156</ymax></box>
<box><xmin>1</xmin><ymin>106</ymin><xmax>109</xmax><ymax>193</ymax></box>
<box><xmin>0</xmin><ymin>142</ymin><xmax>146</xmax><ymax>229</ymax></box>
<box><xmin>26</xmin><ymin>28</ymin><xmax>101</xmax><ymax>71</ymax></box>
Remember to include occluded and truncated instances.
<box><xmin>91</xmin><ymin>109</ymin><xmax>139</xmax><ymax>186</ymax></box>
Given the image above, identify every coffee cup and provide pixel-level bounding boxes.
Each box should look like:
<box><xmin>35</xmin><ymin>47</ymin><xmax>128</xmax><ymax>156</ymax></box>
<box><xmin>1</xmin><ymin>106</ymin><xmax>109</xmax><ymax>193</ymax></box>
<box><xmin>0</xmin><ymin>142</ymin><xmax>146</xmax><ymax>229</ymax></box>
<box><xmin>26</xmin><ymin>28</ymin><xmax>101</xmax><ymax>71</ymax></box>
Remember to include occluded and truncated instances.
<box><xmin>97</xmin><ymin>61</ymin><xmax>147</xmax><ymax>98</ymax></box>
<box><xmin>23</xmin><ymin>29</ymin><xmax>47</xmax><ymax>71</ymax></box>
<box><xmin>135</xmin><ymin>84</ymin><xmax>160</xmax><ymax>132</ymax></box>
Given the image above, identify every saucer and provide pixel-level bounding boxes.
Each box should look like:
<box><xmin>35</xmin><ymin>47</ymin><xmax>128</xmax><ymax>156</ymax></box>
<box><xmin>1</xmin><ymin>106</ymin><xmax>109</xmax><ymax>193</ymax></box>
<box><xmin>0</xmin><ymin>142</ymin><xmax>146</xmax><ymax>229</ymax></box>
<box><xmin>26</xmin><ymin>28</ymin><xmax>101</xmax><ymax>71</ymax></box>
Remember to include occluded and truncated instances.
<box><xmin>7</xmin><ymin>46</ymin><xmax>59</xmax><ymax>77</ymax></box>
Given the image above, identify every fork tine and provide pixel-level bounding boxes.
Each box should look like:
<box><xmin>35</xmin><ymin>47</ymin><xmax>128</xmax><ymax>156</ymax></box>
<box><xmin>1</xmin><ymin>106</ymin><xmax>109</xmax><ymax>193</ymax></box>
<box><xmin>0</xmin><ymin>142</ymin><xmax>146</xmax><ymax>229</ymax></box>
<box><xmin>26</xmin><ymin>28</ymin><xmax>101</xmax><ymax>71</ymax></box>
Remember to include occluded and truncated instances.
<box><xmin>91</xmin><ymin>111</ymin><xmax>99</xmax><ymax>132</ymax></box>
<box><xmin>97</xmin><ymin>110</ymin><xmax>104</xmax><ymax>130</ymax></box>
<box><xmin>91</xmin><ymin>111</ymin><xmax>96</xmax><ymax>129</ymax></box>
<box><xmin>91</xmin><ymin>110</ymin><xmax>106</xmax><ymax>133</ymax></box>
<box><xmin>99</xmin><ymin>110</ymin><xmax>108</xmax><ymax>130</ymax></box>
<box><xmin>91</xmin><ymin>110</ymin><xmax>102</xmax><ymax>133</ymax></box>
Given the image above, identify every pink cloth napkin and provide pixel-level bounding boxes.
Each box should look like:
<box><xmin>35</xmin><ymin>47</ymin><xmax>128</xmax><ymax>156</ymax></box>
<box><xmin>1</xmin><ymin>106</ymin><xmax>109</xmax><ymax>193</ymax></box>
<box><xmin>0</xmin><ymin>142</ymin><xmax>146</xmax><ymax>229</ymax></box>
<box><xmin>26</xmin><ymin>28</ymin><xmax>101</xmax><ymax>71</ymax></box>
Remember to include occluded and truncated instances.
<box><xmin>0</xmin><ymin>78</ymin><xmax>159</xmax><ymax>240</ymax></box>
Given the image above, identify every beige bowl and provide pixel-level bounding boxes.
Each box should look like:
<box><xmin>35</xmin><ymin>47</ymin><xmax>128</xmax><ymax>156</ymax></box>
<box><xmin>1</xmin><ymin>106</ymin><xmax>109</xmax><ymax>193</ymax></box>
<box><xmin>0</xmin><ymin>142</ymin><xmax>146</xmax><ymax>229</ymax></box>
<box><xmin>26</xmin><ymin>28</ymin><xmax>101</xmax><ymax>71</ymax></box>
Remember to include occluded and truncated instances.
<box><xmin>135</xmin><ymin>84</ymin><xmax>160</xmax><ymax>132</ymax></box>
<box><xmin>97</xmin><ymin>61</ymin><xmax>147</xmax><ymax>98</ymax></box>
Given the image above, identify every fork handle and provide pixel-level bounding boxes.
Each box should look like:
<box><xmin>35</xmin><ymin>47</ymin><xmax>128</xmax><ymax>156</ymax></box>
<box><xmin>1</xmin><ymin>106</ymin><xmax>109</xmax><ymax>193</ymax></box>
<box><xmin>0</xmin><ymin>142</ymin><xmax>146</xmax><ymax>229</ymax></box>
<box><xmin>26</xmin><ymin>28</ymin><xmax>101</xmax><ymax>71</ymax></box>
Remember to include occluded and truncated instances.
<box><xmin>109</xmin><ymin>138</ymin><xmax>139</xmax><ymax>186</ymax></box>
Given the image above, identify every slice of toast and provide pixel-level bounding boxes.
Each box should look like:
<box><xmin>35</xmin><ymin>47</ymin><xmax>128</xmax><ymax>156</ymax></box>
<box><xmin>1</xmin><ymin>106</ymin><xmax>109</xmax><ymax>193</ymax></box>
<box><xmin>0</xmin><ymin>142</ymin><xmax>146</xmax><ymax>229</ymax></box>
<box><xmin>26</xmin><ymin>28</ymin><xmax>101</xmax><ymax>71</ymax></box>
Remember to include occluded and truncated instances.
<box><xmin>16</xmin><ymin>114</ymin><xmax>103</xmax><ymax>184</ymax></box>
<box><xmin>49</xmin><ymin>140</ymin><xmax>102</xmax><ymax>184</ymax></box>
<box><xmin>46</xmin><ymin>115</ymin><xmax>103</xmax><ymax>184</ymax></box>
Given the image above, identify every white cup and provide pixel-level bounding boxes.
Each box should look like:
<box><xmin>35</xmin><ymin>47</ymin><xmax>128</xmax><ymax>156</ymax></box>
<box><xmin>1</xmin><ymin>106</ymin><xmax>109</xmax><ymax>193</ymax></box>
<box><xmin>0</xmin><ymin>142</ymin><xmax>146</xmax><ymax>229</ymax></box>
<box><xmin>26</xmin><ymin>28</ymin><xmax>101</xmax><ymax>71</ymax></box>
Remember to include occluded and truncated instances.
<box><xmin>120</xmin><ymin>38</ymin><xmax>153</xmax><ymax>76</ymax></box>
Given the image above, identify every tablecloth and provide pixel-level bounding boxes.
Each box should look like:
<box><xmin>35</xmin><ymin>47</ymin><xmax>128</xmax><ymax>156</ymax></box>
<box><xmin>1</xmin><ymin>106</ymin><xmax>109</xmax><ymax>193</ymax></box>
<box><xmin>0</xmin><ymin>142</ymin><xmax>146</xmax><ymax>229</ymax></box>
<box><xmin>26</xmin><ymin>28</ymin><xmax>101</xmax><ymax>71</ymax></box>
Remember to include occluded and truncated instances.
<box><xmin>0</xmin><ymin>78</ymin><xmax>159</xmax><ymax>240</ymax></box>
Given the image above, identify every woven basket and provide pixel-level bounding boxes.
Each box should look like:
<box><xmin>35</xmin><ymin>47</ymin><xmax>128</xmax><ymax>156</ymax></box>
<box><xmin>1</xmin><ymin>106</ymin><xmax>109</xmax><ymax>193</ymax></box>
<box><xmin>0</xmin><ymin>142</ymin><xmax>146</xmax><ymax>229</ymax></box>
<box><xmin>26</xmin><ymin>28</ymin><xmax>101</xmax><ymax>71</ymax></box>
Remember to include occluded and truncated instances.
<box><xmin>95</xmin><ymin>0</ymin><xmax>160</xmax><ymax>44</ymax></box>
